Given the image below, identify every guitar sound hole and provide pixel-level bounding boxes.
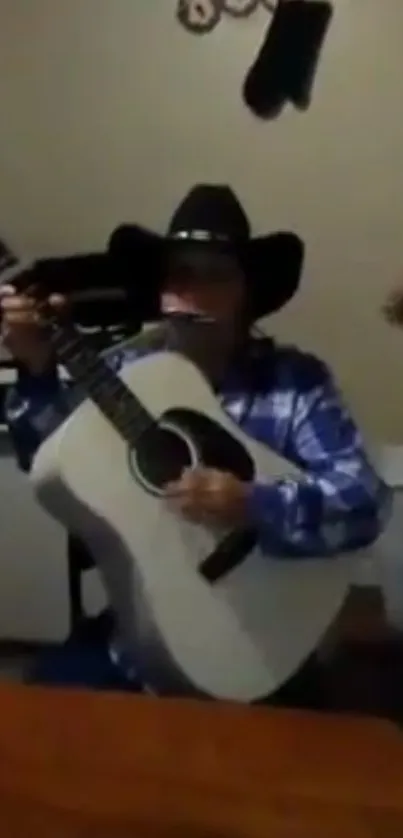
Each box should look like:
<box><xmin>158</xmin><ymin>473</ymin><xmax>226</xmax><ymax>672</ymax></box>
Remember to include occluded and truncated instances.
<box><xmin>162</xmin><ymin>407</ymin><xmax>255</xmax><ymax>482</ymax></box>
<box><xmin>132</xmin><ymin>424</ymin><xmax>197</xmax><ymax>493</ymax></box>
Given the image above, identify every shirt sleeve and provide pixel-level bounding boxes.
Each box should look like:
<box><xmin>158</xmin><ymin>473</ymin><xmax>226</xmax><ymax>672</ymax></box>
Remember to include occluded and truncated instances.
<box><xmin>5</xmin><ymin>344</ymin><xmax>136</xmax><ymax>473</ymax></box>
<box><xmin>4</xmin><ymin>365</ymin><xmax>74</xmax><ymax>472</ymax></box>
<box><xmin>246</xmin><ymin>356</ymin><xmax>392</xmax><ymax>558</ymax></box>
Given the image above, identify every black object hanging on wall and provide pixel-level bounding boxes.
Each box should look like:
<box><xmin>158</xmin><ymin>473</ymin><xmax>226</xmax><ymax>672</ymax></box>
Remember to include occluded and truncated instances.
<box><xmin>176</xmin><ymin>0</ymin><xmax>272</xmax><ymax>35</ymax></box>
<box><xmin>243</xmin><ymin>0</ymin><xmax>333</xmax><ymax>118</ymax></box>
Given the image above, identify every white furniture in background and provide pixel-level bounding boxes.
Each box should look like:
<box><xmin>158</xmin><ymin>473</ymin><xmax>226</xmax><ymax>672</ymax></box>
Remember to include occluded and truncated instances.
<box><xmin>0</xmin><ymin>367</ymin><xmax>106</xmax><ymax>642</ymax></box>
<box><xmin>0</xmin><ymin>440</ymin><xmax>68</xmax><ymax>641</ymax></box>
<box><xmin>0</xmin><ymin>438</ymin><xmax>107</xmax><ymax>642</ymax></box>
<box><xmin>376</xmin><ymin>445</ymin><xmax>403</xmax><ymax>631</ymax></box>
<box><xmin>0</xmin><ymin>365</ymin><xmax>69</xmax><ymax>641</ymax></box>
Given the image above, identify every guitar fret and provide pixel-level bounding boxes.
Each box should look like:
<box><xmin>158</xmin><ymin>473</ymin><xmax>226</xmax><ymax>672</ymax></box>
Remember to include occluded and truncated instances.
<box><xmin>1</xmin><ymin>246</ymin><xmax>153</xmax><ymax>445</ymax></box>
<box><xmin>50</xmin><ymin>322</ymin><xmax>153</xmax><ymax>444</ymax></box>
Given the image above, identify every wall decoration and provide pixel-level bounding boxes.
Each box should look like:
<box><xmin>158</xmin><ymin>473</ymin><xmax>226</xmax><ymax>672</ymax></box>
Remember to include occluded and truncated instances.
<box><xmin>176</xmin><ymin>0</ymin><xmax>223</xmax><ymax>34</ymax></box>
<box><xmin>222</xmin><ymin>0</ymin><xmax>260</xmax><ymax>18</ymax></box>
<box><xmin>176</xmin><ymin>1</ymin><xmax>333</xmax><ymax>118</ymax></box>
<box><xmin>176</xmin><ymin>0</ymin><xmax>271</xmax><ymax>34</ymax></box>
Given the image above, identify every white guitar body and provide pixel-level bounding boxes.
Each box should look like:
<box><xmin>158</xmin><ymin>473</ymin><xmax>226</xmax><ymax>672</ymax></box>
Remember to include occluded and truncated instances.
<box><xmin>31</xmin><ymin>350</ymin><xmax>357</xmax><ymax>702</ymax></box>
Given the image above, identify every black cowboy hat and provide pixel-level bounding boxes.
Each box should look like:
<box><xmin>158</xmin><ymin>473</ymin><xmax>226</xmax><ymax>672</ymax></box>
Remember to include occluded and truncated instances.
<box><xmin>108</xmin><ymin>184</ymin><xmax>304</xmax><ymax>322</ymax></box>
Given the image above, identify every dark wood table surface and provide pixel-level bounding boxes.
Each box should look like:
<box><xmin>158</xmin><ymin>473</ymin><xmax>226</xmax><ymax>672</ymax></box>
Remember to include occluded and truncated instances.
<box><xmin>0</xmin><ymin>683</ymin><xmax>402</xmax><ymax>837</ymax></box>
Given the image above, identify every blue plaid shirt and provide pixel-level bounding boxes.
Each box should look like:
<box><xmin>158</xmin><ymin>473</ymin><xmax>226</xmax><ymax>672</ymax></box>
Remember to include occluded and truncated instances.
<box><xmin>5</xmin><ymin>338</ymin><xmax>390</xmax><ymax>557</ymax></box>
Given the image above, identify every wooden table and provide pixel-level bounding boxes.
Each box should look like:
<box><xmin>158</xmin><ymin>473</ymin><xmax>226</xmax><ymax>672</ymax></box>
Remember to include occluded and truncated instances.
<box><xmin>0</xmin><ymin>684</ymin><xmax>402</xmax><ymax>837</ymax></box>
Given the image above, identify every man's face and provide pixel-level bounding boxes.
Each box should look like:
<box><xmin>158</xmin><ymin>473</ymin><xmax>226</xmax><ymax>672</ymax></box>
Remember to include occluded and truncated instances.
<box><xmin>161</xmin><ymin>250</ymin><xmax>246</xmax><ymax>327</ymax></box>
<box><xmin>160</xmin><ymin>249</ymin><xmax>247</xmax><ymax>377</ymax></box>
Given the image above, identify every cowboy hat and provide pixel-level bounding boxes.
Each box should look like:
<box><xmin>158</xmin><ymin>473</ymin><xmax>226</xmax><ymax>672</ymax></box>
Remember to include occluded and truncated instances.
<box><xmin>108</xmin><ymin>184</ymin><xmax>304</xmax><ymax>322</ymax></box>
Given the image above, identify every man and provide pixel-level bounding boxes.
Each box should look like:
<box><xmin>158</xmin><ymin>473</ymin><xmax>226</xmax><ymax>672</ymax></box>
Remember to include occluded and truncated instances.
<box><xmin>1</xmin><ymin>184</ymin><xmax>390</xmax><ymax>705</ymax></box>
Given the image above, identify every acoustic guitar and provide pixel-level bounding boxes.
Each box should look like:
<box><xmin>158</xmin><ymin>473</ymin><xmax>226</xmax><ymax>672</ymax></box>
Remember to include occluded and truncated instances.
<box><xmin>3</xmin><ymin>244</ymin><xmax>360</xmax><ymax>701</ymax></box>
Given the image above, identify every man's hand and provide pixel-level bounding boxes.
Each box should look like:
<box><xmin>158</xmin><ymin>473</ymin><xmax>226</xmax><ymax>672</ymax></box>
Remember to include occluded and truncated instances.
<box><xmin>165</xmin><ymin>467</ymin><xmax>249</xmax><ymax>527</ymax></box>
<box><xmin>0</xmin><ymin>284</ymin><xmax>67</xmax><ymax>375</ymax></box>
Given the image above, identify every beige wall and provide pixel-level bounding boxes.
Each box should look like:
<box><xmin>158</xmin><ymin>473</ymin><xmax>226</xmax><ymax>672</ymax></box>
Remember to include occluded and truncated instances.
<box><xmin>1</xmin><ymin>0</ymin><xmax>403</xmax><ymax>439</ymax></box>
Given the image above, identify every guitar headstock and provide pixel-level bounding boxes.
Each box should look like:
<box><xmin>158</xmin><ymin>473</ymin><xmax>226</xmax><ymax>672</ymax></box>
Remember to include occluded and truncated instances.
<box><xmin>0</xmin><ymin>238</ymin><xmax>141</xmax><ymax>353</ymax></box>
<box><xmin>0</xmin><ymin>239</ymin><xmax>32</xmax><ymax>286</ymax></box>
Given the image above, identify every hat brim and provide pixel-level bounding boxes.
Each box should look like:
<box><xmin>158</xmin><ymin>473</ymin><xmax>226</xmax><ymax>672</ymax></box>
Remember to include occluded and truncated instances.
<box><xmin>108</xmin><ymin>225</ymin><xmax>304</xmax><ymax>322</ymax></box>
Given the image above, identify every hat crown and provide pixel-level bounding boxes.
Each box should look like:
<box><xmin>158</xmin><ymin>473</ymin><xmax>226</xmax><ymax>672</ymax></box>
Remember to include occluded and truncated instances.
<box><xmin>168</xmin><ymin>184</ymin><xmax>250</xmax><ymax>242</ymax></box>
<box><xmin>109</xmin><ymin>183</ymin><xmax>303</xmax><ymax>322</ymax></box>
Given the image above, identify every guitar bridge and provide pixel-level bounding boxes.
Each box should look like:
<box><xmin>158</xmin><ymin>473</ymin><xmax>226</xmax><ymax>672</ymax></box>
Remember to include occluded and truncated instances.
<box><xmin>200</xmin><ymin>528</ymin><xmax>258</xmax><ymax>583</ymax></box>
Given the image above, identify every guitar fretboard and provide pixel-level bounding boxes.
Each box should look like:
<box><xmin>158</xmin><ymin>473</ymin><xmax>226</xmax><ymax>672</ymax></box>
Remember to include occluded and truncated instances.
<box><xmin>0</xmin><ymin>237</ymin><xmax>157</xmax><ymax>445</ymax></box>
<box><xmin>50</xmin><ymin>321</ymin><xmax>153</xmax><ymax>444</ymax></box>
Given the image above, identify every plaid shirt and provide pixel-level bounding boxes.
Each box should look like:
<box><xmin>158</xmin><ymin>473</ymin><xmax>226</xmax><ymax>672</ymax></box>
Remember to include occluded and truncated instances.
<box><xmin>5</xmin><ymin>338</ymin><xmax>390</xmax><ymax>558</ymax></box>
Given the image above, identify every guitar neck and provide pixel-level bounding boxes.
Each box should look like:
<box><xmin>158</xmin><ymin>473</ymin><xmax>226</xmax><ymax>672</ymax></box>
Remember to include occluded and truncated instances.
<box><xmin>50</xmin><ymin>321</ymin><xmax>153</xmax><ymax>443</ymax></box>
<box><xmin>0</xmin><ymin>237</ymin><xmax>154</xmax><ymax>445</ymax></box>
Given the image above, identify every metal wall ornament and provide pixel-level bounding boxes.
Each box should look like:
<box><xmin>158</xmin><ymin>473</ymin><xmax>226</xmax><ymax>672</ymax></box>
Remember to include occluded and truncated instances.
<box><xmin>176</xmin><ymin>0</ymin><xmax>272</xmax><ymax>34</ymax></box>
<box><xmin>223</xmin><ymin>0</ymin><xmax>260</xmax><ymax>17</ymax></box>
<box><xmin>260</xmin><ymin>0</ymin><xmax>276</xmax><ymax>10</ymax></box>
<box><xmin>176</xmin><ymin>0</ymin><xmax>223</xmax><ymax>34</ymax></box>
